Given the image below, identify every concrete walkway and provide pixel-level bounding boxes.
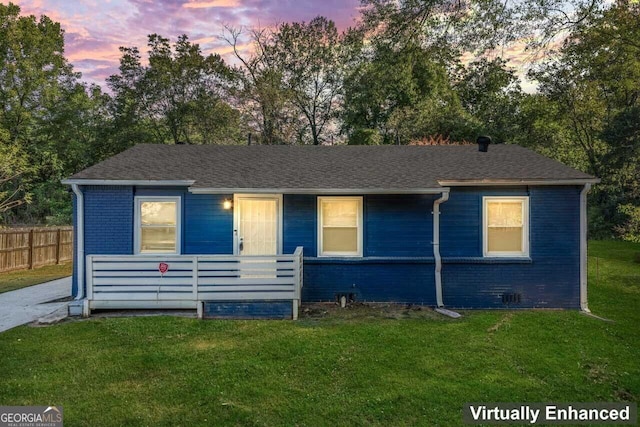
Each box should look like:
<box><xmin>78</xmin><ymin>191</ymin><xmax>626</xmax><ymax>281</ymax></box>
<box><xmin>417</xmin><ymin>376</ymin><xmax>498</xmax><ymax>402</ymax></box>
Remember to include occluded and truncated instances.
<box><xmin>0</xmin><ymin>276</ymin><xmax>71</xmax><ymax>333</ymax></box>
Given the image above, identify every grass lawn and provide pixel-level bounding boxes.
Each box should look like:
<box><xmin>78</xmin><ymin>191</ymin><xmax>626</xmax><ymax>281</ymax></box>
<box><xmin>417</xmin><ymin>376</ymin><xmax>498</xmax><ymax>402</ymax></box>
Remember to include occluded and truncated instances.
<box><xmin>0</xmin><ymin>241</ymin><xmax>638</xmax><ymax>426</ymax></box>
<box><xmin>0</xmin><ymin>263</ymin><xmax>72</xmax><ymax>294</ymax></box>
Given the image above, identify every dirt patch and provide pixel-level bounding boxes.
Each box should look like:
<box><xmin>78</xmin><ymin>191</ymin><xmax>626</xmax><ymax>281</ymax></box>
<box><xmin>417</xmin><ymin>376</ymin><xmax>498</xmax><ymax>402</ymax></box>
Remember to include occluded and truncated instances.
<box><xmin>487</xmin><ymin>312</ymin><xmax>514</xmax><ymax>333</ymax></box>
<box><xmin>300</xmin><ymin>302</ymin><xmax>442</xmax><ymax>320</ymax></box>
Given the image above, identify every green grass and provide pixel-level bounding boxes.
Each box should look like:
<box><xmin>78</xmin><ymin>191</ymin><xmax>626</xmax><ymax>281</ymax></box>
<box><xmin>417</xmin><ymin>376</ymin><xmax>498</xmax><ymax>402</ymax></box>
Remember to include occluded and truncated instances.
<box><xmin>0</xmin><ymin>263</ymin><xmax>72</xmax><ymax>293</ymax></box>
<box><xmin>0</xmin><ymin>241</ymin><xmax>638</xmax><ymax>426</ymax></box>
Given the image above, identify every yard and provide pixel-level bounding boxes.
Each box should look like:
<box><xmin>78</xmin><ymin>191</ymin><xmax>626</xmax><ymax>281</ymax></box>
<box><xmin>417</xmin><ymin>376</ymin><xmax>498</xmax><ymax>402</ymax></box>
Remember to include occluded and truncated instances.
<box><xmin>0</xmin><ymin>240</ymin><xmax>638</xmax><ymax>426</ymax></box>
<box><xmin>0</xmin><ymin>263</ymin><xmax>72</xmax><ymax>294</ymax></box>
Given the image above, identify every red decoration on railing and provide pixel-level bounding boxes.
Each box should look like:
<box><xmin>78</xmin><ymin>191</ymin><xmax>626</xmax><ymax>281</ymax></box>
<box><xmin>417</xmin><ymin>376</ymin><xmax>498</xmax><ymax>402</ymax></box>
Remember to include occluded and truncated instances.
<box><xmin>158</xmin><ymin>262</ymin><xmax>169</xmax><ymax>275</ymax></box>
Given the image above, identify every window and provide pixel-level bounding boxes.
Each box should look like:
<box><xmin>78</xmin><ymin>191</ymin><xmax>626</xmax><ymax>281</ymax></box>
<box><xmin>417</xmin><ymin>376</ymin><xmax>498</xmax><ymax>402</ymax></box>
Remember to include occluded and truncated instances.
<box><xmin>318</xmin><ymin>197</ymin><xmax>363</xmax><ymax>257</ymax></box>
<box><xmin>135</xmin><ymin>197</ymin><xmax>181</xmax><ymax>254</ymax></box>
<box><xmin>483</xmin><ymin>197</ymin><xmax>529</xmax><ymax>257</ymax></box>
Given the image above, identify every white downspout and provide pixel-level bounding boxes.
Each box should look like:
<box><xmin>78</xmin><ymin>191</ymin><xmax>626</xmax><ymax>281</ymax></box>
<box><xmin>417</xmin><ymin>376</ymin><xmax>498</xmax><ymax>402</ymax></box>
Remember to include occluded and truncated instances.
<box><xmin>580</xmin><ymin>183</ymin><xmax>592</xmax><ymax>312</ymax></box>
<box><xmin>71</xmin><ymin>184</ymin><xmax>85</xmax><ymax>300</ymax></box>
<box><xmin>433</xmin><ymin>190</ymin><xmax>449</xmax><ymax>308</ymax></box>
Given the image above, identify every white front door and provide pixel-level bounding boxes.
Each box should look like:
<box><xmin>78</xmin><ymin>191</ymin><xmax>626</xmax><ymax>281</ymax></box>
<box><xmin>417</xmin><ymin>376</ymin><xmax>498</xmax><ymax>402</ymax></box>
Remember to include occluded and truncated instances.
<box><xmin>234</xmin><ymin>195</ymin><xmax>281</xmax><ymax>255</ymax></box>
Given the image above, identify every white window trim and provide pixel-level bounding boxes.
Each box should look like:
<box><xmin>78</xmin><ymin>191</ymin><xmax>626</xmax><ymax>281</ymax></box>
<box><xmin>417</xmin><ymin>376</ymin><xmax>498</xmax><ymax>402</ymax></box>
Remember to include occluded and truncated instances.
<box><xmin>317</xmin><ymin>196</ymin><xmax>363</xmax><ymax>257</ymax></box>
<box><xmin>134</xmin><ymin>196</ymin><xmax>182</xmax><ymax>255</ymax></box>
<box><xmin>482</xmin><ymin>196</ymin><xmax>529</xmax><ymax>258</ymax></box>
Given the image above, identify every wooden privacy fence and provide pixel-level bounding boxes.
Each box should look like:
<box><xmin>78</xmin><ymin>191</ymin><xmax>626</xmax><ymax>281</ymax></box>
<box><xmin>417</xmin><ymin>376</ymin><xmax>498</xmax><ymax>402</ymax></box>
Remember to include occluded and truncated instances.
<box><xmin>0</xmin><ymin>227</ymin><xmax>73</xmax><ymax>273</ymax></box>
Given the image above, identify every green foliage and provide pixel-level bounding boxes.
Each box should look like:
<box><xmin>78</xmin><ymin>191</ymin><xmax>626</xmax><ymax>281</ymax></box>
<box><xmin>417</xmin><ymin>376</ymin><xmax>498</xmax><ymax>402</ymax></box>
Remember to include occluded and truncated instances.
<box><xmin>0</xmin><ymin>0</ymin><xmax>637</xmax><ymax>235</ymax></box>
<box><xmin>342</xmin><ymin>41</ymin><xmax>474</xmax><ymax>144</ymax></box>
<box><xmin>347</xmin><ymin>128</ymin><xmax>382</xmax><ymax>145</ymax></box>
<box><xmin>107</xmin><ymin>34</ymin><xmax>243</xmax><ymax>146</ymax></box>
<box><xmin>0</xmin><ymin>2</ymin><xmax>78</xmax><ymax>224</ymax></box>
<box><xmin>270</xmin><ymin>17</ymin><xmax>345</xmax><ymax>145</ymax></box>
<box><xmin>0</xmin><ymin>142</ymin><xmax>31</xmax><ymax>212</ymax></box>
<box><xmin>615</xmin><ymin>204</ymin><xmax>640</xmax><ymax>243</ymax></box>
<box><xmin>526</xmin><ymin>2</ymin><xmax>640</xmax><ymax>235</ymax></box>
<box><xmin>454</xmin><ymin>58</ymin><xmax>523</xmax><ymax>144</ymax></box>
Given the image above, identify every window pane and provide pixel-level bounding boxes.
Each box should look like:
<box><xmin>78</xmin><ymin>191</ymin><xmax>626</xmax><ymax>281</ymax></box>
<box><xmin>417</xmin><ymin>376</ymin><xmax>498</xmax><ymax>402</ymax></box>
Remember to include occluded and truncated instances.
<box><xmin>141</xmin><ymin>202</ymin><xmax>177</xmax><ymax>226</ymax></box>
<box><xmin>322</xmin><ymin>200</ymin><xmax>358</xmax><ymax>227</ymax></box>
<box><xmin>141</xmin><ymin>227</ymin><xmax>176</xmax><ymax>252</ymax></box>
<box><xmin>487</xmin><ymin>202</ymin><xmax>522</xmax><ymax>227</ymax></box>
<box><xmin>488</xmin><ymin>227</ymin><xmax>522</xmax><ymax>252</ymax></box>
<box><xmin>323</xmin><ymin>227</ymin><xmax>357</xmax><ymax>253</ymax></box>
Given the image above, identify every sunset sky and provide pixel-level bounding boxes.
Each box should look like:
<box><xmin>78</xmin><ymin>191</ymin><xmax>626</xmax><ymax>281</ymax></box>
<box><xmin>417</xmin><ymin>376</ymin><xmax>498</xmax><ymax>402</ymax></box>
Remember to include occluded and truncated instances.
<box><xmin>14</xmin><ymin>0</ymin><xmax>362</xmax><ymax>87</ymax></box>
<box><xmin>13</xmin><ymin>0</ymin><xmax>537</xmax><ymax>91</ymax></box>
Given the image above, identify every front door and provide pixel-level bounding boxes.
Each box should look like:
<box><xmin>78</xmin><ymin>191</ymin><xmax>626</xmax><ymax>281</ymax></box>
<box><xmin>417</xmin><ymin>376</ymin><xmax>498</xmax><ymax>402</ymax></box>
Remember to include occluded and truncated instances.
<box><xmin>234</xmin><ymin>195</ymin><xmax>281</xmax><ymax>255</ymax></box>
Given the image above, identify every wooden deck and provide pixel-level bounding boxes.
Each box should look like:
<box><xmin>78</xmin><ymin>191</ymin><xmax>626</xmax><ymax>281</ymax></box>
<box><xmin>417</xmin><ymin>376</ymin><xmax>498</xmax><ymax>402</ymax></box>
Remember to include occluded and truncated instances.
<box><xmin>85</xmin><ymin>247</ymin><xmax>303</xmax><ymax>319</ymax></box>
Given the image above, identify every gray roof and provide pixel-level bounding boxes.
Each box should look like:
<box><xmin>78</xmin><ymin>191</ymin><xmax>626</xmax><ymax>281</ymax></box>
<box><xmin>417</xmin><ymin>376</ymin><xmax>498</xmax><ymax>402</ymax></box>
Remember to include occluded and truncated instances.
<box><xmin>66</xmin><ymin>144</ymin><xmax>597</xmax><ymax>190</ymax></box>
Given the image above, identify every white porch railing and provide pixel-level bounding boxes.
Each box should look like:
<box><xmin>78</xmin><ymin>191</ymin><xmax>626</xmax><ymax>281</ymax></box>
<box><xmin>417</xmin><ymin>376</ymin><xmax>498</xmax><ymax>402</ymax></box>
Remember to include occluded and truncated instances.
<box><xmin>85</xmin><ymin>247</ymin><xmax>303</xmax><ymax>319</ymax></box>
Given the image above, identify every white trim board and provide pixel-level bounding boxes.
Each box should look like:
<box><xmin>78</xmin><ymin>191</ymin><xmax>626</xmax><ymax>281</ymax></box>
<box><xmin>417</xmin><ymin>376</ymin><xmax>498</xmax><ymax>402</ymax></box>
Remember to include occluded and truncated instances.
<box><xmin>438</xmin><ymin>179</ymin><xmax>599</xmax><ymax>186</ymax></box>
<box><xmin>62</xmin><ymin>179</ymin><xmax>195</xmax><ymax>186</ymax></box>
<box><xmin>190</xmin><ymin>187</ymin><xmax>449</xmax><ymax>194</ymax></box>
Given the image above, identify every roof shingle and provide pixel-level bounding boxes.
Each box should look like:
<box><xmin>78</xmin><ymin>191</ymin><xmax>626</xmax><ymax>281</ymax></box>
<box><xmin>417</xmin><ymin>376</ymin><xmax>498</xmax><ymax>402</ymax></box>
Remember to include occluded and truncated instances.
<box><xmin>67</xmin><ymin>144</ymin><xmax>596</xmax><ymax>189</ymax></box>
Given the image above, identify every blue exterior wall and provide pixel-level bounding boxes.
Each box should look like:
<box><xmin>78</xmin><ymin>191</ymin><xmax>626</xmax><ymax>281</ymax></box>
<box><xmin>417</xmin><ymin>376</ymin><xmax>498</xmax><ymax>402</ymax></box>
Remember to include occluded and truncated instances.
<box><xmin>74</xmin><ymin>186</ymin><xmax>582</xmax><ymax>308</ymax></box>
<box><xmin>73</xmin><ymin>185</ymin><xmax>134</xmax><ymax>297</ymax></box>
<box><xmin>84</xmin><ymin>186</ymin><xmax>134</xmax><ymax>256</ymax></box>
<box><xmin>183</xmin><ymin>193</ymin><xmax>233</xmax><ymax>254</ymax></box>
<box><xmin>283</xmin><ymin>194</ymin><xmax>437</xmax><ymax>303</ymax></box>
<box><xmin>203</xmin><ymin>300</ymin><xmax>293</xmax><ymax>319</ymax></box>
<box><xmin>439</xmin><ymin>186</ymin><xmax>581</xmax><ymax>308</ymax></box>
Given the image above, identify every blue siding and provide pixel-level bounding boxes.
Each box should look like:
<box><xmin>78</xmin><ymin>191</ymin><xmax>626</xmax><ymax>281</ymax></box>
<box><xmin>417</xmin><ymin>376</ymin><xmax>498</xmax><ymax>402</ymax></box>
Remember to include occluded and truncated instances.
<box><xmin>286</xmin><ymin>194</ymin><xmax>438</xmax><ymax>303</ymax></box>
<box><xmin>183</xmin><ymin>193</ymin><xmax>233</xmax><ymax>254</ymax></box>
<box><xmin>74</xmin><ymin>185</ymin><xmax>134</xmax><ymax>298</ymax></box>
<box><xmin>283</xmin><ymin>195</ymin><xmax>317</xmax><ymax>256</ymax></box>
<box><xmin>366</xmin><ymin>195</ymin><xmax>434</xmax><ymax>256</ymax></box>
<box><xmin>73</xmin><ymin>186</ymin><xmax>582</xmax><ymax>308</ymax></box>
<box><xmin>203</xmin><ymin>301</ymin><xmax>293</xmax><ymax>319</ymax></box>
<box><xmin>84</xmin><ymin>186</ymin><xmax>134</xmax><ymax>255</ymax></box>
<box><xmin>440</xmin><ymin>187</ymin><xmax>529</xmax><ymax>257</ymax></box>
<box><xmin>303</xmin><ymin>259</ymin><xmax>436</xmax><ymax>304</ymax></box>
<box><xmin>441</xmin><ymin>186</ymin><xmax>581</xmax><ymax>309</ymax></box>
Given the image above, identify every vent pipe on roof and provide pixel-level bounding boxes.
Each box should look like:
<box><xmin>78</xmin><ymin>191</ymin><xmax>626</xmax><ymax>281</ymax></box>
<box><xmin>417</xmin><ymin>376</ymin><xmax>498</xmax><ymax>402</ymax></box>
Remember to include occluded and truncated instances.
<box><xmin>477</xmin><ymin>136</ymin><xmax>491</xmax><ymax>152</ymax></box>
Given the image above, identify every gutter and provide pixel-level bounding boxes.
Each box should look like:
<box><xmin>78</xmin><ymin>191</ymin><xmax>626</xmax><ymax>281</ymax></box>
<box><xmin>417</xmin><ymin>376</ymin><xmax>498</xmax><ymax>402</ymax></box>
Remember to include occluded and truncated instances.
<box><xmin>438</xmin><ymin>179</ymin><xmax>600</xmax><ymax>186</ymax></box>
<box><xmin>70</xmin><ymin>184</ymin><xmax>85</xmax><ymax>301</ymax></box>
<box><xmin>433</xmin><ymin>190</ymin><xmax>450</xmax><ymax>307</ymax></box>
<box><xmin>580</xmin><ymin>183</ymin><xmax>592</xmax><ymax>312</ymax></box>
<box><xmin>190</xmin><ymin>187</ymin><xmax>448</xmax><ymax>195</ymax></box>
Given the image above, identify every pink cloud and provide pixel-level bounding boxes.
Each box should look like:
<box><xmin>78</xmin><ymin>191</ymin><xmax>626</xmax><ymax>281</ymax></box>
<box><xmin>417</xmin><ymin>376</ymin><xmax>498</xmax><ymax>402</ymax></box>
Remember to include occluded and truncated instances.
<box><xmin>183</xmin><ymin>0</ymin><xmax>241</xmax><ymax>8</ymax></box>
<box><xmin>8</xmin><ymin>0</ymin><xmax>377</xmax><ymax>88</ymax></box>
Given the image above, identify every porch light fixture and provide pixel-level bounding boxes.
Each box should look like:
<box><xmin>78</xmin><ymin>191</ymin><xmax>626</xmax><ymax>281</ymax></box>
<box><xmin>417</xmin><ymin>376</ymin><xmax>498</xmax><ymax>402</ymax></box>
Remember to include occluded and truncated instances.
<box><xmin>223</xmin><ymin>199</ymin><xmax>233</xmax><ymax>210</ymax></box>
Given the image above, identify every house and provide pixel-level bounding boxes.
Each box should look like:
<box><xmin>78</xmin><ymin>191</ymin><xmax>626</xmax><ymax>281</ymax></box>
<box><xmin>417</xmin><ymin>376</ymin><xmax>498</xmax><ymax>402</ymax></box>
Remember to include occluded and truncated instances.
<box><xmin>62</xmin><ymin>141</ymin><xmax>599</xmax><ymax>319</ymax></box>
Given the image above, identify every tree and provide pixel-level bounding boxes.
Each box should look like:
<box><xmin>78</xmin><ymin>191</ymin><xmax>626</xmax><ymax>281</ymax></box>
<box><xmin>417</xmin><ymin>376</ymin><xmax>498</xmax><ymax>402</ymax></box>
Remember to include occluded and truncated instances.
<box><xmin>270</xmin><ymin>17</ymin><xmax>346</xmax><ymax>145</ymax></box>
<box><xmin>454</xmin><ymin>58</ymin><xmax>524</xmax><ymax>144</ymax></box>
<box><xmin>342</xmin><ymin>40</ymin><xmax>473</xmax><ymax>144</ymax></box>
<box><xmin>223</xmin><ymin>26</ymin><xmax>296</xmax><ymax>145</ymax></box>
<box><xmin>0</xmin><ymin>2</ymin><xmax>82</xmax><ymax>223</ymax></box>
<box><xmin>0</xmin><ymin>128</ymin><xmax>30</xmax><ymax>213</ymax></box>
<box><xmin>359</xmin><ymin>0</ymin><xmax>606</xmax><ymax>54</ymax></box>
<box><xmin>527</xmin><ymin>1</ymin><xmax>640</xmax><ymax>236</ymax></box>
<box><xmin>107</xmin><ymin>34</ymin><xmax>242</xmax><ymax>146</ymax></box>
<box><xmin>0</xmin><ymin>3</ymin><xmax>75</xmax><ymax>144</ymax></box>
